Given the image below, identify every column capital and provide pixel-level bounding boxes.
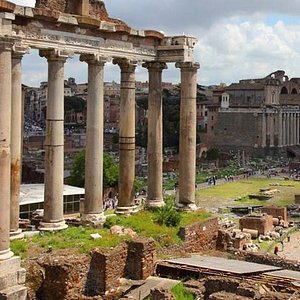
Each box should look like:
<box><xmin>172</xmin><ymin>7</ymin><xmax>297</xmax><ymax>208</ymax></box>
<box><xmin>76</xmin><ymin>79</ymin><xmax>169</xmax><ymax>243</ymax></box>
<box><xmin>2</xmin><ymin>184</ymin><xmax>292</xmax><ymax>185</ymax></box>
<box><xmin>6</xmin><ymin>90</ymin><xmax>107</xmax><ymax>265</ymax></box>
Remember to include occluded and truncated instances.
<box><xmin>175</xmin><ymin>61</ymin><xmax>200</xmax><ymax>71</ymax></box>
<box><xmin>39</xmin><ymin>49</ymin><xmax>73</xmax><ymax>62</ymax></box>
<box><xmin>12</xmin><ymin>43</ymin><xmax>30</xmax><ymax>60</ymax></box>
<box><xmin>142</xmin><ymin>61</ymin><xmax>167</xmax><ymax>71</ymax></box>
<box><xmin>80</xmin><ymin>54</ymin><xmax>109</xmax><ymax>65</ymax></box>
<box><xmin>113</xmin><ymin>58</ymin><xmax>137</xmax><ymax>72</ymax></box>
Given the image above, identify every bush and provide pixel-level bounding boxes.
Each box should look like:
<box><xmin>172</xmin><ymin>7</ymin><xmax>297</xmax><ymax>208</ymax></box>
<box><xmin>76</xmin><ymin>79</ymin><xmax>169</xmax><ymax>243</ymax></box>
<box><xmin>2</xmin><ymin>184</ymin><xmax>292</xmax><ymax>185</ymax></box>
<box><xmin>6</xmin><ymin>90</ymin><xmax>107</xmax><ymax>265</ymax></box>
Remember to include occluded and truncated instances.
<box><xmin>155</xmin><ymin>197</ymin><xmax>181</xmax><ymax>227</ymax></box>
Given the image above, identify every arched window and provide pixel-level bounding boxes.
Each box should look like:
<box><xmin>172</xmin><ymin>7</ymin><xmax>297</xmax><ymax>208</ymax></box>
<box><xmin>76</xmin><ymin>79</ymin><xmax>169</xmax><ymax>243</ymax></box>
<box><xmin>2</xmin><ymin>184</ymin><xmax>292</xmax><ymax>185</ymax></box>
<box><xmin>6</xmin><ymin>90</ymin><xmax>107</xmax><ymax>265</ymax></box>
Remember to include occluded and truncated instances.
<box><xmin>281</xmin><ymin>86</ymin><xmax>288</xmax><ymax>94</ymax></box>
<box><xmin>291</xmin><ymin>88</ymin><xmax>297</xmax><ymax>94</ymax></box>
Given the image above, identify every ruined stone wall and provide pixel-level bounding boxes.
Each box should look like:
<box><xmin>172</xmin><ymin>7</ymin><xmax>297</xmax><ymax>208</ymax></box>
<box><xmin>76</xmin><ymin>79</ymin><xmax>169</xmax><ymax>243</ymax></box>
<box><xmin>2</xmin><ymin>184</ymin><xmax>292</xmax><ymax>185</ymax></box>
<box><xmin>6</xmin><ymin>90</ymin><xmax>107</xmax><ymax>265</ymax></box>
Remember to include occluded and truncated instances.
<box><xmin>239</xmin><ymin>215</ymin><xmax>273</xmax><ymax>235</ymax></box>
<box><xmin>216</xmin><ymin>229</ymin><xmax>249</xmax><ymax>251</ymax></box>
<box><xmin>35</xmin><ymin>0</ymin><xmax>66</xmax><ymax>12</ymax></box>
<box><xmin>262</xmin><ymin>206</ymin><xmax>287</xmax><ymax>222</ymax></box>
<box><xmin>213</xmin><ymin>112</ymin><xmax>260</xmax><ymax>148</ymax></box>
<box><xmin>85</xmin><ymin>243</ymin><xmax>128</xmax><ymax>296</ymax></box>
<box><xmin>39</xmin><ymin>255</ymin><xmax>90</xmax><ymax>300</ymax></box>
<box><xmin>179</xmin><ymin>217</ymin><xmax>218</xmax><ymax>252</ymax></box>
<box><xmin>232</xmin><ymin>250</ymin><xmax>300</xmax><ymax>272</ymax></box>
<box><xmin>126</xmin><ymin>238</ymin><xmax>157</xmax><ymax>280</ymax></box>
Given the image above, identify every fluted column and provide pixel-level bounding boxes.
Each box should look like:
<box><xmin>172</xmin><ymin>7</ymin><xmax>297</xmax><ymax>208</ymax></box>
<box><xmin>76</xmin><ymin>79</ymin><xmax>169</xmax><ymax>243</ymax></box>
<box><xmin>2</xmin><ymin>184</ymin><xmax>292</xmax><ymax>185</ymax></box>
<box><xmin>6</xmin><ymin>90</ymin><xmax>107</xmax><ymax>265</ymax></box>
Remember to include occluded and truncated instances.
<box><xmin>39</xmin><ymin>50</ymin><xmax>69</xmax><ymax>231</ymax></box>
<box><xmin>143</xmin><ymin>62</ymin><xmax>167</xmax><ymax>208</ymax></box>
<box><xmin>261</xmin><ymin>112</ymin><xmax>267</xmax><ymax>147</ymax></box>
<box><xmin>176</xmin><ymin>62</ymin><xmax>200</xmax><ymax>210</ymax></box>
<box><xmin>0</xmin><ymin>39</ymin><xmax>14</xmax><ymax>260</ymax></box>
<box><xmin>278</xmin><ymin>112</ymin><xmax>282</xmax><ymax>147</ymax></box>
<box><xmin>80</xmin><ymin>54</ymin><xmax>106</xmax><ymax>221</ymax></box>
<box><xmin>113</xmin><ymin>59</ymin><xmax>137</xmax><ymax>214</ymax></box>
<box><xmin>10</xmin><ymin>48</ymin><xmax>28</xmax><ymax>240</ymax></box>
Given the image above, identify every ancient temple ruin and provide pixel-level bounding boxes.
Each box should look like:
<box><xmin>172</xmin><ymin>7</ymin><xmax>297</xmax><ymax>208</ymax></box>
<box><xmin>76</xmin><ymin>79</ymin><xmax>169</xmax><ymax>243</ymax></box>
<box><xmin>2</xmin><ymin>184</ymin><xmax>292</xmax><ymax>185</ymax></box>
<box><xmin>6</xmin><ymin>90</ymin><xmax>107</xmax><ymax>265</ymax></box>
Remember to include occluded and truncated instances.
<box><xmin>0</xmin><ymin>0</ymin><xmax>199</xmax><ymax>298</ymax></box>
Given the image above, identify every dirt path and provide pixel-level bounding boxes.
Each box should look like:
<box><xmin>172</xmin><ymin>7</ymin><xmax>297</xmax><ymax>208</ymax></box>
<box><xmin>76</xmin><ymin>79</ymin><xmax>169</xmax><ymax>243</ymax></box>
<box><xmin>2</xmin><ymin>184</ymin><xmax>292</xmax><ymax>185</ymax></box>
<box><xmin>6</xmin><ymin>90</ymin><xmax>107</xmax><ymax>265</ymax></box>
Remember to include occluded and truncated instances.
<box><xmin>278</xmin><ymin>230</ymin><xmax>300</xmax><ymax>261</ymax></box>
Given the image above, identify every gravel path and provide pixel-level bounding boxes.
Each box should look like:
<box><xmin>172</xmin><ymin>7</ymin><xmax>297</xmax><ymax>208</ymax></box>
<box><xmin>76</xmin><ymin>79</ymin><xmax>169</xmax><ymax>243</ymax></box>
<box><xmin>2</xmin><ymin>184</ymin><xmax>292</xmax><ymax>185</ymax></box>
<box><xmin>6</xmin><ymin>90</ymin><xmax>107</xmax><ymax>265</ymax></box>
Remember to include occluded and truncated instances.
<box><xmin>278</xmin><ymin>230</ymin><xmax>300</xmax><ymax>261</ymax></box>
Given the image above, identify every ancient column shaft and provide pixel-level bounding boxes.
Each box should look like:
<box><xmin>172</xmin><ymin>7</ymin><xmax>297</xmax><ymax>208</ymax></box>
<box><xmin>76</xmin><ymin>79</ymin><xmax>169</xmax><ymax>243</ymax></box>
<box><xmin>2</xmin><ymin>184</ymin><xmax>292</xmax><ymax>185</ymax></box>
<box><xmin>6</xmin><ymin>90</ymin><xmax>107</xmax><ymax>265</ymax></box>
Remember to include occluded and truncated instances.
<box><xmin>176</xmin><ymin>62</ymin><xmax>200</xmax><ymax>210</ymax></box>
<box><xmin>0</xmin><ymin>40</ymin><xmax>13</xmax><ymax>260</ymax></box>
<box><xmin>143</xmin><ymin>62</ymin><xmax>167</xmax><ymax>207</ymax></box>
<box><xmin>293</xmin><ymin>113</ymin><xmax>297</xmax><ymax>145</ymax></box>
<box><xmin>283</xmin><ymin>113</ymin><xmax>286</xmax><ymax>146</ymax></box>
<box><xmin>269</xmin><ymin>113</ymin><xmax>274</xmax><ymax>147</ymax></box>
<box><xmin>10</xmin><ymin>50</ymin><xmax>27</xmax><ymax>239</ymax></box>
<box><xmin>287</xmin><ymin>113</ymin><xmax>291</xmax><ymax>146</ymax></box>
<box><xmin>261</xmin><ymin>112</ymin><xmax>266</xmax><ymax>147</ymax></box>
<box><xmin>80</xmin><ymin>55</ymin><xmax>105</xmax><ymax>217</ymax></box>
<box><xmin>296</xmin><ymin>113</ymin><xmax>300</xmax><ymax>145</ymax></box>
<box><xmin>39</xmin><ymin>50</ymin><xmax>68</xmax><ymax>231</ymax></box>
<box><xmin>114</xmin><ymin>59</ymin><xmax>137</xmax><ymax>213</ymax></box>
<box><xmin>278</xmin><ymin>112</ymin><xmax>283</xmax><ymax>147</ymax></box>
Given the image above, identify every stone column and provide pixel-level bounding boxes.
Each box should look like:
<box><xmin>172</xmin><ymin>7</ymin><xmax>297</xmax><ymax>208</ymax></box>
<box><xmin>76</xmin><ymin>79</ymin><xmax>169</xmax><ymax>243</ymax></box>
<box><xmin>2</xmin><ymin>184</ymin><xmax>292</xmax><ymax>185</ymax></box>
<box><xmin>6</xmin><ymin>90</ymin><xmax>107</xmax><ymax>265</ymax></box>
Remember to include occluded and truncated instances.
<box><xmin>282</xmin><ymin>113</ymin><xmax>286</xmax><ymax>146</ymax></box>
<box><xmin>113</xmin><ymin>58</ymin><xmax>137</xmax><ymax>214</ymax></box>
<box><xmin>10</xmin><ymin>48</ymin><xmax>28</xmax><ymax>240</ymax></box>
<box><xmin>278</xmin><ymin>112</ymin><xmax>283</xmax><ymax>147</ymax></box>
<box><xmin>293</xmin><ymin>113</ymin><xmax>297</xmax><ymax>145</ymax></box>
<box><xmin>0</xmin><ymin>40</ymin><xmax>14</xmax><ymax>261</ymax></box>
<box><xmin>296</xmin><ymin>113</ymin><xmax>300</xmax><ymax>145</ymax></box>
<box><xmin>287</xmin><ymin>113</ymin><xmax>290</xmax><ymax>146</ymax></box>
<box><xmin>39</xmin><ymin>50</ymin><xmax>69</xmax><ymax>231</ymax></box>
<box><xmin>261</xmin><ymin>112</ymin><xmax>266</xmax><ymax>147</ymax></box>
<box><xmin>176</xmin><ymin>62</ymin><xmax>200</xmax><ymax>210</ymax></box>
<box><xmin>143</xmin><ymin>62</ymin><xmax>167</xmax><ymax>208</ymax></box>
<box><xmin>269</xmin><ymin>113</ymin><xmax>274</xmax><ymax>147</ymax></box>
<box><xmin>80</xmin><ymin>54</ymin><xmax>106</xmax><ymax>222</ymax></box>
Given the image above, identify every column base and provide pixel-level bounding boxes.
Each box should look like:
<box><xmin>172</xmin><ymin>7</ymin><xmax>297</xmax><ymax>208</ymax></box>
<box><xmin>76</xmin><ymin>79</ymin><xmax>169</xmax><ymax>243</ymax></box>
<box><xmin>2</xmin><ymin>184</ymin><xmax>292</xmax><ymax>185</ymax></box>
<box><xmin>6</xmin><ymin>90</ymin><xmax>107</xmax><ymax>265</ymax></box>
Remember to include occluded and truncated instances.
<box><xmin>115</xmin><ymin>206</ymin><xmax>139</xmax><ymax>215</ymax></box>
<box><xmin>0</xmin><ymin>250</ymin><xmax>14</xmax><ymax>261</ymax></box>
<box><xmin>0</xmin><ymin>256</ymin><xmax>27</xmax><ymax>300</ymax></box>
<box><xmin>146</xmin><ymin>199</ymin><xmax>165</xmax><ymax>208</ymax></box>
<box><xmin>39</xmin><ymin>220</ymin><xmax>68</xmax><ymax>232</ymax></box>
<box><xmin>176</xmin><ymin>202</ymin><xmax>198</xmax><ymax>211</ymax></box>
<box><xmin>10</xmin><ymin>229</ymin><xmax>24</xmax><ymax>241</ymax></box>
<box><xmin>81</xmin><ymin>213</ymin><xmax>106</xmax><ymax>227</ymax></box>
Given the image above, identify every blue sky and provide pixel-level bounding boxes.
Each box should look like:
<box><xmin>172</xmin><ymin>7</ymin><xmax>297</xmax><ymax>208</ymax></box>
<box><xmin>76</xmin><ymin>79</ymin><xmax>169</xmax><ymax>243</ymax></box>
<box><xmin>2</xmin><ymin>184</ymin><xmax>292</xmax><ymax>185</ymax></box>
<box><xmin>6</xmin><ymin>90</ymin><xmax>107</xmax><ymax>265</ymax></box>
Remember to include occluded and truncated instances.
<box><xmin>8</xmin><ymin>0</ymin><xmax>300</xmax><ymax>87</ymax></box>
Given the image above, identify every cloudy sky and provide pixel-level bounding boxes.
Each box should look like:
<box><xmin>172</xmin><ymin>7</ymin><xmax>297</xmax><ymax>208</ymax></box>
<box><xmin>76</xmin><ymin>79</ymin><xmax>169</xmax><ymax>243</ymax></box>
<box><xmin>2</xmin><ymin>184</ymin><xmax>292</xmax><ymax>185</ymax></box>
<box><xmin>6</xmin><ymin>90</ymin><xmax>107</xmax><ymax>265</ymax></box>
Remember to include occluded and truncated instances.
<box><xmin>8</xmin><ymin>0</ymin><xmax>300</xmax><ymax>87</ymax></box>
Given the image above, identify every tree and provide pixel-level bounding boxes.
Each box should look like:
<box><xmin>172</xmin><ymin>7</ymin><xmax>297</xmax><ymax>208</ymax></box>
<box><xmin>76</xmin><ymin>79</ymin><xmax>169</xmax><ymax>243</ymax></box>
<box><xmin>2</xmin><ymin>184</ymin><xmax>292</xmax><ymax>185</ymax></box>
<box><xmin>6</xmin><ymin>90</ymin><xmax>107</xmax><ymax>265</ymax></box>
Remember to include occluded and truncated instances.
<box><xmin>206</xmin><ymin>147</ymin><xmax>220</xmax><ymax>160</ymax></box>
<box><xmin>70</xmin><ymin>150</ymin><xmax>118</xmax><ymax>188</ymax></box>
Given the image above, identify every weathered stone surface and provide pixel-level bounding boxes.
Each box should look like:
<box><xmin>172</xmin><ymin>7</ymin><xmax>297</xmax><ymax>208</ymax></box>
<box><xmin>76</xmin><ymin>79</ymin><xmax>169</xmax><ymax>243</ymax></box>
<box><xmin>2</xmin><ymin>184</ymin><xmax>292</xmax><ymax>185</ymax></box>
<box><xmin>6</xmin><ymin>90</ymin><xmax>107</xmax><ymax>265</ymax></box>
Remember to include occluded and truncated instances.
<box><xmin>0</xmin><ymin>285</ymin><xmax>27</xmax><ymax>300</ymax></box>
<box><xmin>126</xmin><ymin>238</ymin><xmax>156</xmax><ymax>280</ymax></box>
<box><xmin>150</xmin><ymin>288</ymin><xmax>175</xmax><ymax>300</ymax></box>
<box><xmin>85</xmin><ymin>244</ymin><xmax>127</xmax><ymax>296</ymax></box>
<box><xmin>239</xmin><ymin>214</ymin><xmax>273</xmax><ymax>235</ymax></box>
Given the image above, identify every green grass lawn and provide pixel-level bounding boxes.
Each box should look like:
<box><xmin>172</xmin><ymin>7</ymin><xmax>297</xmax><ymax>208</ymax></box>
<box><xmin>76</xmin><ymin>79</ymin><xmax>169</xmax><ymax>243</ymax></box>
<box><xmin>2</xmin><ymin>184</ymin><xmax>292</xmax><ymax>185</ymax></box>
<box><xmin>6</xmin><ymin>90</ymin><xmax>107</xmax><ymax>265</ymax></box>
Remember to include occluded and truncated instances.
<box><xmin>11</xmin><ymin>209</ymin><xmax>212</xmax><ymax>259</ymax></box>
<box><xmin>196</xmin><ymin>178</ymin><xmax>300</xmax><ymax>208</ymax></box>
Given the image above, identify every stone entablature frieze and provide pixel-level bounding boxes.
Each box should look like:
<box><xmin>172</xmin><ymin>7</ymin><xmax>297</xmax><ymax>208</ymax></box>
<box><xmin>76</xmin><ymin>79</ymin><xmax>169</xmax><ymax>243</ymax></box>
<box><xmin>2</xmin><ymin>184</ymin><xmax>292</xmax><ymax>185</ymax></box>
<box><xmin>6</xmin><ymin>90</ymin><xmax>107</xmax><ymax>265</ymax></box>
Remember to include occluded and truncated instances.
<box><xmin>0</xmin><ymin>0</ymin><xmax>197</xmax><ymax>63</ymax></box>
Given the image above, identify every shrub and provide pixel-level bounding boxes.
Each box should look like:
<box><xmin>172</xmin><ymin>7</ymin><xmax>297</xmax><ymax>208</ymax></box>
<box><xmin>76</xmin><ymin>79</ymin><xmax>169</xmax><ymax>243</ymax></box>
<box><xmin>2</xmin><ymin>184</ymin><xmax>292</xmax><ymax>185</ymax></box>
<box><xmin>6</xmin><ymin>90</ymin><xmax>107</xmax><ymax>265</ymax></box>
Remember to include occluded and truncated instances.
<box><xmin>155</xmin><ymin>197</ymin><xmax>181</xmax><ymax>227</ymax></box>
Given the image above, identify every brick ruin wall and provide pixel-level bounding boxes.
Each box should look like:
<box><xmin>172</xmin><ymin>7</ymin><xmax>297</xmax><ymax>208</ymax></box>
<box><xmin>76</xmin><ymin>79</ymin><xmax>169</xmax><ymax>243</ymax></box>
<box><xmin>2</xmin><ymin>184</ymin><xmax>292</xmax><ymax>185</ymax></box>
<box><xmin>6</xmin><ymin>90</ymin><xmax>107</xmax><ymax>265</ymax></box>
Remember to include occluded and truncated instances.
<box><xmin>178</xmin><ymin>217</ymin><xmax>219</xmax><ymax>252</ymax></box>
<box><xmin>38</xmin><ymin>238</ymin><xmax>157</xmax><ymax>299</ymax></box>
<box><xmin>239</xmin><ymin>215</ymin><xmax>273</xmax><ymax>235</ymax></box>
<box><xmin>35</xmin><ymin>0</ymin><xmax>109</xmax><ymax>20</ymax></box>
<box><xmin>261</xmin><ymin>206</ymin><xmax>288</xmax><ymax>222</ymax></box>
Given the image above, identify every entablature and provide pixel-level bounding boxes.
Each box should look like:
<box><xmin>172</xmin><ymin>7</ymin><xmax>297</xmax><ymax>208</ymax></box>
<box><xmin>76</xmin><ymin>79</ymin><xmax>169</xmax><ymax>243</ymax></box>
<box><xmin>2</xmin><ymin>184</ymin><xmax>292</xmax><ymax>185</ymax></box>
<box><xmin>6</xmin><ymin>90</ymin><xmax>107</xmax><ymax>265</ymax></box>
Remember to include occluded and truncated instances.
<box><xmin>0</xmin><ymin>0</ymin><xmax>197</xmax><ymax>63</ymax></box>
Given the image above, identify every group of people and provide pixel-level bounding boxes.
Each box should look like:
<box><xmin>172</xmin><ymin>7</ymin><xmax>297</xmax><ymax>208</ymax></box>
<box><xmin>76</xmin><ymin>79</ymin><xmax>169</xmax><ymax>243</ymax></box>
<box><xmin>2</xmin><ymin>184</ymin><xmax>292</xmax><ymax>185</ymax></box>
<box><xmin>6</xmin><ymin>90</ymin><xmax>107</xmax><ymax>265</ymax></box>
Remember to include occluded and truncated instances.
<box><xmin>207</xmin><ymin>176</ymin><xmax>217</xmax><ymax>186</ymax></box>
<box><xmin>103</xmin><ymin>195</ymin><xmax>118</xmax><ymax>211</ymax></box>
